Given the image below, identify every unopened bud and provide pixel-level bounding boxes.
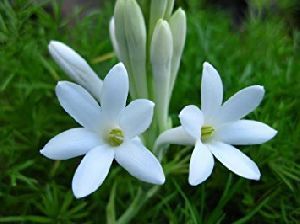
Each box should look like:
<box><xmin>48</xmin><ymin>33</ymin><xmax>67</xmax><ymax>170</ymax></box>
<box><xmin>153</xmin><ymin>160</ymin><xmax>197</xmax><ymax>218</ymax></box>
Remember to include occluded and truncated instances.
<box><xmin>165</xmin><ymin>0</ymin><xmax>174</xmax><ymax>18</ymax></box>
<box><xmin>48</xmin><ymin>41</ymin><xmax>103</xmax><ymax>102</ymax></box>
<box><xmin>114</xmin><ymin>0</ymin><xmax>148</xmax><ymax>99</ymax></box>
<box><xmin>109</xmin><ymin>17</ymin><xmax>121</xmax><ymax>59</ymax></box>
<box><xmin>151</xmin><ymin>20</ymin><xmax>173</xmax><ymax>132</ymax></box>
<box><xmin>169</xmin><ymin>8</ymin><xmax>186</xmax><ymax>96</ymax></box>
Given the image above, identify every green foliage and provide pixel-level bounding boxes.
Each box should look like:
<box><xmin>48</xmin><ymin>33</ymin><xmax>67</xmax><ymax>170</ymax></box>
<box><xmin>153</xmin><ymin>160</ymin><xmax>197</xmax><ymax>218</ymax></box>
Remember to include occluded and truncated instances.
<box><xmin>0</xmin><ymin>0</ymin><xmax>299</xmax><ymax>223</ymax></box>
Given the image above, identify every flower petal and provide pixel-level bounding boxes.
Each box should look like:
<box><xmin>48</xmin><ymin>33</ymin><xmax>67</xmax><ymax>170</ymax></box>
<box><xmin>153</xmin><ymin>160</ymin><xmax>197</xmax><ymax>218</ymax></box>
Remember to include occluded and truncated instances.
<box><xmin>115</xmin><ymin>139</ymin><xmax>165</xmax><ymax>185</ymax></box>
<box><xmin>119</xmin><ymin>99</ymin><xmax>154</xmax><ymax>138</ymax></box>
<box><xmin>55</xmin><ymin>81</ymin><xmax>102</xmax><ymax>132</ymax></box>
<box><xmin>101</xmin><ymin>63</ymin><xmax>129</xmax><ymax>120</ymax></box>
<box><xmin>179</xmin><ymin>105</ymin><xmax>204</xmax><ymax>139</ymax></box>
<box><xmin>49</xmin><ymin>41</ymin><xmax>103</xmax><ymax>102</ymax></box>
<box><xmin>217</xmin><ymin>85</ymin><xmax>265</xmax><ymax>124</ymax></box>
<box><xmin>215</xmin><ymin>120</ymin><xmax>277</xmax><ymax>145</ymax></box>
<box><xmin>201</xmin><ymin>62</ymin><xmax>223</xmax><ymax>121</ymax></box>
<box><xmin>209</xmin><ymin>142</ymin><xmax>261</xmax><ymax>180</ymax></box>
<box><xmin>189</xmin><ymin>140</ymin><xmax>214</xmax><ymax>186</ymax></box>
<box><xmin>155</xmin><ymin>126</ymin><xmax>195</xmax><ymax>146</ymax></box>
<box><xmin>40</xmin><ymin>128</ymin><xmax>102</xmax><ymax>160</ymax></box>
<box><xmin>72</xmin><ymin>145</ymin><xmax>114</xmax><ymax>198</ymax></box>
<box><xmin>101</xmin><ymin>63</ymin><xmax>129</xmax><ymax>121</ymax></box>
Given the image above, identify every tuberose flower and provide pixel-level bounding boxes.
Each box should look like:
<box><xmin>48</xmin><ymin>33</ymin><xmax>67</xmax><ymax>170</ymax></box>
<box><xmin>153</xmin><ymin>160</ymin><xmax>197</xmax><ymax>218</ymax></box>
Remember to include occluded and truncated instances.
<box><xmin>156</xmin><ymin>62</ymin><xmax>277</xmax><ymax>186</ymax></box>
<box><xmin>41</xmin><ymin>63</ymin><xmax>165</xmax><ymax>198</ymax></box>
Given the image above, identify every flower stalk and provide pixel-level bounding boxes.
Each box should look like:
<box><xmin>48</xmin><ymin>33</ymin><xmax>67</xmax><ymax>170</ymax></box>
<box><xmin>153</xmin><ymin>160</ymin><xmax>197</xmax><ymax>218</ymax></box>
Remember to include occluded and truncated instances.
<box><xmin>116</xmin><ymin>185</ymin><xmax>159</xmax><ymax>224</ymax></box>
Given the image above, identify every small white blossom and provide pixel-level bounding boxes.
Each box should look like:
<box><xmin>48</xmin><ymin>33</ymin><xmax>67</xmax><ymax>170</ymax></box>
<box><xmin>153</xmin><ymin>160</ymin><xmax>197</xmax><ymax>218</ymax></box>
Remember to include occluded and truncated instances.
<box><xmin>156</xmin><ymin>62</ymin><xmax>277</xmax><ymax>186</ymax></box>
<box><xmin>41</xmin><ymin>63</ymin><xmax>165</xmax><ymax>198</ymax></box>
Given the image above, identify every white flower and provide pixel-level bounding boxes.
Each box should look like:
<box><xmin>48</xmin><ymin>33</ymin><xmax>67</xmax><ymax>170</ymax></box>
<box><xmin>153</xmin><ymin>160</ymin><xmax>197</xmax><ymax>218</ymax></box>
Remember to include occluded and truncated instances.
<box><xmin>156</xmin><ymin>62</ymin><xmax>277</xmax><ymax>186</ymax></box>
<box><xmin>40</xmin><ymin>63</ymin><xmax>165</xmax><ymax>198</ymax></box>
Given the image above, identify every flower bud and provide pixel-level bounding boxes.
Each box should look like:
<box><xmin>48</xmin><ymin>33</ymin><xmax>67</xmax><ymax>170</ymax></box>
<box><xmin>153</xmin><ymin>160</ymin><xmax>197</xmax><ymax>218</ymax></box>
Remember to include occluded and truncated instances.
<box><xmin>114</xmin><ymin>0</ymin><xmax>148</xmax><ymax>99</ymax></box>
<box><xmin>149</xmin><ymin>0</ymin><xmax>168</xmax><ymax>35</ymax></box>
<box><xmin>165</xmin><ymin>0</ymin><xmax>174</xmax><ymax>18</ymax></box>
<box><xmin>48</xmin><ymin>41</ymin><xmax>103</xmax><ymax>102</ymax></box>
<box><xmin>151</xmin><ymin>19</ymin><xmax>173</xmax><ymax>132</ymax></box>
<box><xmin>169</xmin><ymin>8</ymin><xmax>186</xmax><ymax>96</ymax></box>
<box><xmin>109</xmin><ymin>17</ymin><xmax>120</xmax><ymax>59</ymax></box>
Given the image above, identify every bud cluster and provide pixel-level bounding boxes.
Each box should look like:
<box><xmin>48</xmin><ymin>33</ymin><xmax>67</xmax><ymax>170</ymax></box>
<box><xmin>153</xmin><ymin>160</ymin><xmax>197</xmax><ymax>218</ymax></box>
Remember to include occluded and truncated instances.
<box><xmin>110</xmin><ymin>0</ymin><xmax>186</xmax><ymax>138</ymax></box>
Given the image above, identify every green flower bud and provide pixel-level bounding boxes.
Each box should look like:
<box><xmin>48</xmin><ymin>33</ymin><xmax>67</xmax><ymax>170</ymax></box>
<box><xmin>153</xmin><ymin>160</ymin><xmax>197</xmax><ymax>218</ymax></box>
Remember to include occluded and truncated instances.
<box><xmin>165</xmin><ymin>0</ymin><xmax>174</xmax><ymax>18</ymax></box>
<box><xmin>114</xmin><ymin>0</ymin><xmax>148</xmax><ymax>99</ymax></box>
<box><xmin>151</xmin><ymin>19</ymin><xmax>173</xmax><ymax>132</ymax></box>
<box><xmin>169</xmin><ymin>8</ymin><xmax>186</xmax><ymax>97</ymax></box>
<box><xmin>109</xmin><ymin>17</ymin><xmax>121</xmax><ymax>59</ymax></box>
<box><xmin>149</xmin><ymin>0</ymin><xmax>168</xmax><ymax>36</ymax></box>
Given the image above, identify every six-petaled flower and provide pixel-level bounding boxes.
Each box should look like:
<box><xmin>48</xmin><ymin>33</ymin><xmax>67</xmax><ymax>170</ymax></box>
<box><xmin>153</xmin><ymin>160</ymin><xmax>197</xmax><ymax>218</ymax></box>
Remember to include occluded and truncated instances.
<box><xmin>41</xmin><ymin>63</ymin><xmax>165</xmax><ymax>198</ymax></box>
<box><xmin>156</xmin><ymin>62</ymin><xmax>277</xmax><ymax>186</ymax></box>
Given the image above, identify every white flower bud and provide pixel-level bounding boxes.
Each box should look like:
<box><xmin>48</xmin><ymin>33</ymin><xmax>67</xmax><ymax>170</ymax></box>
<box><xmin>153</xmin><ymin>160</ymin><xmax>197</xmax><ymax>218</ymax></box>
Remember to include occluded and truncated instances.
<box><xmin>114</xmin><ymin>0</ymin><xmax>148</xmax><ymax>99</ymax></box>
<box><xmin>151</xmin><ymin>19</ymin><xmax>173</xmax><ymax>132</ymax></box>
<box><xmin>48</xmin><ymin>41</ymin><xmax>103</xmax><ymax>102</ymax></box>
<box><xmin>109</xmin><ymin>17</ymin><xmax>121</xmax><ymax>59</ymax></box>
<box><xmin>149</xmin><ymin>0</ymin><xmax>168</xmax><ymax>36</ymax></box>
<box><xmin>169</xmin><ymin>8</ymin><xmax>186</xmax><ymax>96</ymax></box>
<box><xmin>165</xmin><ymin>0</ymin><xmax>174</xmax><ymax>18</ymax></box>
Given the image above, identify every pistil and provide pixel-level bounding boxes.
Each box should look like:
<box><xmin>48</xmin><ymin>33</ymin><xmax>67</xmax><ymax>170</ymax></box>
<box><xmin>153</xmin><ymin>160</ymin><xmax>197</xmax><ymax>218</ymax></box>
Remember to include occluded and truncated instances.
<box><xmin>201</xmin><ymin>126</ymin><xmax>214</xmax><ymax>142</ymax></box>
<box><xmin>107</xmin><ymin>128</ymin><xmax>124</xmax><ymax>146</ymax></box>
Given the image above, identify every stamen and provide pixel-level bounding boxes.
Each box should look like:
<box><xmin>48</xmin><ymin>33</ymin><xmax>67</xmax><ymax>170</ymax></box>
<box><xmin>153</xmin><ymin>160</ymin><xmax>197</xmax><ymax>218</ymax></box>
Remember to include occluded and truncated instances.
<box><xmin>201</xmin><ymin>126</ymin><xmax>214</xmax><ymax>142</ymax></box>
<box><xmin>107</xmin><ymin>128</ymin><xmax>124</xmax><ymax>147</ymax></box>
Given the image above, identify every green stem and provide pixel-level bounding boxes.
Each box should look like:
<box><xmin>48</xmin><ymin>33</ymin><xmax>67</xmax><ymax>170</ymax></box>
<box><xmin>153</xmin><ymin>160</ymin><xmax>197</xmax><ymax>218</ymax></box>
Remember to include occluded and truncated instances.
<box><xmin>116</xmin><ymin>186</ymin><xmax>160</xmax><ymax>224</ymax></box>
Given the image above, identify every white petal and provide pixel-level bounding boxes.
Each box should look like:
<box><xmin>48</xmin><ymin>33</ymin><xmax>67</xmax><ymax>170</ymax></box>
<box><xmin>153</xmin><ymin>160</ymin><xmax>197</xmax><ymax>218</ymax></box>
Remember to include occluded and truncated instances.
<box><xmin>119</xmin><ymin>99</ymin><xmax>154</xmax><ymax>138</ymax></box>
<box><xmin>189</xmin><ymin>140</ymin><xmax>214</xmax><ymax>186</ymax></box>
<box><xmin>101</xmin><ymin>63</ymin><xmax>129</xmax><ymax>121</ymax></box>
<box><xmin>209</xmin><ymin>142</ymin><xmax>261</xmax><ymax>180</ymax></box>
<box><xmin>109</xmin><ymin>17</ymin><xmax>121</xmax><ymax>59</ymax></box>
<box><xmin>72</xmin><ymin>145</ymin><xmax>114</xmax><ymax>198</ymax></box>
<box><xmin>215</xmin><ymin>120</ymin><xmax>277</xmax><ymax>145</ymax></box>
<box><xmin>217</xmin><ymin>85</ymin><xmax>265</xmax><ymax>124</ymax></box>
<box><xmin>201</xmin><ymin>62</ymin><xmax>223</xmax><ymax>120</ymax></box>
<box><xmin>40</xmin><ymin>128</ymin><xmax>102</xmax><ymax>160</ymax></box>
<box><xmin>55</xmin><ymin>81</ymin><xmax>102</xmax><ymax>132</ymax></box>
<box><xmin>179</xmin><ymin>105</ymin><xmax>204</xmax><ymax>139</ymax></box>
<box><xmin>115</xmin><ymin>140</ymin><xmax>165</xmax><ymax>185</ymax></box>
<box><xmin>49</xmin><ymin>41</ymin><xmax>103</xmax><ymax>102</ymax></box>
<box><xmin>155</xmin><ymin>126</ymin><xmax>195</xmax><ymax>146</ymax></box>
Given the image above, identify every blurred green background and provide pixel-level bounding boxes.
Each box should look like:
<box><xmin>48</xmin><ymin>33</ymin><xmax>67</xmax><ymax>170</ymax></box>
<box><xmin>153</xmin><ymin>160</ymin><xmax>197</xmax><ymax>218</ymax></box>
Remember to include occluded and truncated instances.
<box><xmin>0</xmin><ymin>0</ymin><xmax>299</xmax><ymax>223</ymax></box>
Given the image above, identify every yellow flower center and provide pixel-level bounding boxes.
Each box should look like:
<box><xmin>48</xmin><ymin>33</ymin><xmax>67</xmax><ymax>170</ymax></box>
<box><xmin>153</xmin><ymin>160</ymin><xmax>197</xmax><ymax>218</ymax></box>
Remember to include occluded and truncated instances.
<box><xmin>106</xmin><ymin>128</ymin><xmax>124</xmax><ymax>147</ymax></box>
<box><xmin>201</xmin><ymin>126</ymin><xmax>214</xmax><ymax>142</ymax></box>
